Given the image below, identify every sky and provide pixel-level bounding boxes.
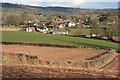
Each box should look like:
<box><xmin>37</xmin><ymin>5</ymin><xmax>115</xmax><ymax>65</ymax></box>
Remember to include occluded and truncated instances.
<box><xmin>0</xmin><ymin>0</ymin><xmax>119</xmax><ymax>8</ymax></box>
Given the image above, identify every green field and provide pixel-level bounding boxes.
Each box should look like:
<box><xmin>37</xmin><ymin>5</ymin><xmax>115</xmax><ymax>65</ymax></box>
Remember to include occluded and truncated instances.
<box><xmin>2</xmin><ymin>31</ymin><xmax>119</xmax><ymax>49</ymax></box>
<box><xmin>70</xmin><ymin>28</ymin><xmax>91</xmax><ymax>35</ymax></box>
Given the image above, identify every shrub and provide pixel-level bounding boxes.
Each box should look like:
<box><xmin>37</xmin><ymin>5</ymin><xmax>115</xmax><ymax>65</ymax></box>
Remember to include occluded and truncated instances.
<box><xmin>102</xmin><ymin>59</ymin><xmax>104</xmax><ymax>64</ymax></box>
<box><xmin>89</xmin><ymin>61</ymin><xmax>94</xmax><ymax>66</ymax></box>
<box><xmin>68</xmin><ymin>60</ymin><xmax>72</xmax><ymax>64</ymax></box>
<box><xmin>46</xmin><ymin>61</ymin><xmax>50</xmax><ymax>64</ymax></box>
<box><xmin>33</xmin><ymin>56</ymin><xmax>38</xmax><ymax>59</ymax></box>
<box><xmin>25</xmin><ymin>55</ymin><xmax>28</xmax><ymax>57</ymax></box>
<box><xmin>85</xmin><ymin>62</ymin><xmax>88</xmax><ymax>68</ymax></box>
<box><xmin>30</xmin><ymin>56</ymin><xmax>33</xmax><ymax>59</ymax></box>
<box><xmin>18</xmin><ymin>53</ymin><xmax>24</xmax><ymax>56</ymax></box>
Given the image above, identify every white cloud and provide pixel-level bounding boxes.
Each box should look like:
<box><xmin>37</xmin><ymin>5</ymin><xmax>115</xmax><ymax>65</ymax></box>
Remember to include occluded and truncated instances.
<box><xmin>25</xmin><ymin>2</ymin><xmax>40</xmax><ymax>6</ymax></box>
<box><xmin>85</xmin><ymin>0</ymin><xmax>119</xmax><ymax>2</ymax></box>
<box><xmin>73</xmin><ymin>0</ymin><xmax>85</xmax><ymax>6</ymax></box>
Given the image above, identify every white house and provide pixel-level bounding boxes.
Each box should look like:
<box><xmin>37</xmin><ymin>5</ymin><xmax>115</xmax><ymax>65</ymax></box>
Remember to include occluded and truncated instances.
<box><xmin>26</xmin><ymin>27</ymin><xmax>35</xmax><ymax>32</ymax></box>
<box><xmin>36</xmin><ymin>27</ymin><xmax>48</xmax><ymax>33</ymax></box>
<box><xmin>83</xmin><ymin>25</ymin><xmax>90</xmax><ymax>28</ymax></box>
<box><xmin>68</xmin><ymin>22</ymin><xmax>76</xmax><ymax>27</ymax></box>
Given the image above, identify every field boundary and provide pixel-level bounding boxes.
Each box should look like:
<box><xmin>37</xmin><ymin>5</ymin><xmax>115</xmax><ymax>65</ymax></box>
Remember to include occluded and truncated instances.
<box><xmin>85</xmin><ymin>52</ymin><xmax>108</xmax><ymax>60</ymax></box>
<box><xmin>1</xmin><ymin>41</ymin><xmax>111</xmax><ymax>50</ymax></box>
<box><xmin>1</xmin><ymin>41</ymin><xmax>78</xmax><ymax>48</ymax></box>
<box><xmin>1</xmin><ymin>42</ymin><xmax>114</xmax><ymax>51</ymax></box>
<box><xmin>66</xmin><ymin>35</ymin><xmax>120</xmax><ymax>43</ymax></box>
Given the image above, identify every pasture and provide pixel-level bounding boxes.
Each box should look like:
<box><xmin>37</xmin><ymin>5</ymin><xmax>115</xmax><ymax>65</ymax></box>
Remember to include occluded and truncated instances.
<box><xmin>70</xmin><ymin>28</ymin><xmax>91</xmax><ymax>35</ymax></box>
<box><xmin>2</xmin><ymin>31</ymin><xmax>119</xmax><ymax>49</ymax></box>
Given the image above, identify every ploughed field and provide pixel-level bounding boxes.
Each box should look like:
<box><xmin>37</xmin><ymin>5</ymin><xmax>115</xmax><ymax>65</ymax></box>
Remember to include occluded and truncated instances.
<box><xmin>2</xmin><ymin>31</ymin><xmax>119</xmax><ymax>49</ymax></box>
<box><xmin>2</xmin><ymin>45</ymin><xmax>119</xmax><ymax>78</ymax></box>
<box><xmin>2</xmin><ymin>65</ymin><xmax>118</xmax><ymax>78</ymax></box>
<box><xmin>2</xmin><ymin>45</ymin><xmax>104</xmax><ymax>62</ymax></box>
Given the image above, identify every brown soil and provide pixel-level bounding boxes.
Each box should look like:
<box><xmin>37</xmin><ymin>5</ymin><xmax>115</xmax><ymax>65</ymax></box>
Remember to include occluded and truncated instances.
<box><xmin>2</xmin><ymin>65</ymin><xmax>118</xmax><ymax>78</ymax></box>
<box><xmin>2</xmin><ymin>45</ymin><xmax>119</xmax><ymax>78</ymax></box>
<box><xmin>2</xmin><ymin>45</ymin><xmax>104</xmax><ymax>61</ymax></box>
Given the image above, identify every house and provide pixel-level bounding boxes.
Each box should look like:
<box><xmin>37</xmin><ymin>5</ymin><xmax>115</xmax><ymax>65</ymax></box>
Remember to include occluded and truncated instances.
<box><xmin>91</xmin><ymin>34</ymin><xmax>97</xmax><ymax>37</ymax></box>
<box><xmin>26</xmin><ymin>27</ymin><xmax>35</xmax><ymax>32</ymax></box>
<box><xmin>85</xmin><ymin>34</ymin><xmax>97</xmax><ymax>38</ymax></box>
<box><xmin>36</xmin><ymin>14</ymin><xmax>44</xmax><ymax>18</ymax></box>
<box><xmin>36</xmin><ymin>27</ymin><xmax>48</xmax><ymax>33</ymax></box>
<box><xmin>34</xmin><ymin>23</ymin><xmax>39</xmax><ymax>26</ymax></box>
<box><xmin>68</xmin><ymin>22</ymin><xmax>76</xmax><ymax>27</ymax></box>
<box><xmin>65</xmin><ymin>20</ymin><xmax>71</xmax><ymax>23</ymax></box>
<box><xmin>49</xmin><ymin>23</ymin><xmax>54</xmax><ymax>26</ymax></box>
<box><xmin>58</xmin><ymin>24</ymin><xmax>65</xmax><ymax>29</ymax></box>
<box><xmin>83</xmin><ymin>25</ymin><xmax>90</xmax><ymax>28</ymax></box>
<box><xmin>28</xmin><ymin>21</ymin><xmax>32</xmax><ymax>23</ymax></box>
<box><xmin>52</xmin><ymin>30</ymin><xmax>68</xmax><ymax>35</ymax></box>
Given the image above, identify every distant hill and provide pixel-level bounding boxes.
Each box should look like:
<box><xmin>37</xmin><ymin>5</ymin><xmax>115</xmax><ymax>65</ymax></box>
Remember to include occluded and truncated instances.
<box><xmin>1</xmin><ymin>3</ymin><xmax>116</xmax><ymax>15</ymax></box>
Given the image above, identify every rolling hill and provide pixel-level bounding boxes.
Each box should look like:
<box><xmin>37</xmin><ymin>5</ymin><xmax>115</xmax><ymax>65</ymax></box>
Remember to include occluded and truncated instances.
<box><xmin>1</xmin><ymin>3</ymin><xmax>116</xmax><ymax>15</ymax></box>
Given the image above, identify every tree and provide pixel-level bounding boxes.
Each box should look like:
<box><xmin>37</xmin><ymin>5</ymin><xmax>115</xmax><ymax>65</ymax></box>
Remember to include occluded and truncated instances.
<box><xmin>103</xmin><ymin>25</ymin><xmax>118</xmax><ymax>40</ymax></box>
<box><xmin>98</xmin><ymin>14</ymin><xmax>108</xmax><ymax>22</ymax></box>
<box><xmin>5</xmin><ymin>15</ymin><xmax>22</xmax><ymax>26</ymax></box>
<box><xmin>91</xmin><ymin>24</ymin><xmax>118</xmax><ymax>40</ymax></box>
<box><xmin>91</xmin><ymin>12</ymin><xmax>118</xmax><ymax>41</ymax></box>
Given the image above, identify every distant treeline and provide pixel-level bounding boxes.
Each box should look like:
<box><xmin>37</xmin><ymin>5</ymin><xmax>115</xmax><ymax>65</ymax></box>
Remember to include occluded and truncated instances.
<box><xmin>1</xmin><ymin>3</ymin><xmax>118</xmax><ymax>14</ymax></box>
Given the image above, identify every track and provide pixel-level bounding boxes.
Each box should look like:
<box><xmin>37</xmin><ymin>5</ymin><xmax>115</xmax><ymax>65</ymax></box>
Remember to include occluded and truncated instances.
<box><xmin>100</xmin><ymin>56</ymin><xmax>118</xmax><ymax>70</ymax></box>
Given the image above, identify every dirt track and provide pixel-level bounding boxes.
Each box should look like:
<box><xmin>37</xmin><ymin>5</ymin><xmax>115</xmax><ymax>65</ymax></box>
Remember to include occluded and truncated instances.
<box><xmin>100</xmin><ymin>56</ymin><xmax>119</xmax><ymax>70</ymax></box>
<box><xmin>1</xmin><ymin>27</ymin><xmax>21</xmax><ymax>31</ymax></box>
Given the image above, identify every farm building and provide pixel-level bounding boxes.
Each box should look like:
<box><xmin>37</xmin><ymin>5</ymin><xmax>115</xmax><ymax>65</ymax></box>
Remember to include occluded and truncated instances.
<box><xmin>26</xmin><ymin>27</ymin><xmax>35</xmax><ymax>32</ymax></box>
<box><xmin>52</xmin><ymin>30</ymin><xmax>68</xmax><ymax>35</ymax></box>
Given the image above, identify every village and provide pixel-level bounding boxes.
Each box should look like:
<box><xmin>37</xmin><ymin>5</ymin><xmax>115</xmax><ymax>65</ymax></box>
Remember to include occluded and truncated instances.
<box><xmin>2</xmin><ymin>10</ymin><xmax>118</xmax><ymax>40</ymax></box>
<box><xmin>25</xmin><ymin>17</ymin><xmax>90</xmax><ymax>35</ymax></box>
<box><xmin>20</xmin><ymin>14</ymin><xmax>117</xmax><ymax>39</ymax></box>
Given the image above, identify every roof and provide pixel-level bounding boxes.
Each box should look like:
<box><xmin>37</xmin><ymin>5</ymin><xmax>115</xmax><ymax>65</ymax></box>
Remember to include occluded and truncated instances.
<box><xmin>27</xmin><ymin>27</ymin><xmax>35</xmax><ymax>29</ymax></box>
<box><xmin>66</xmin><ymin>20</ymin><xmax>70</xmax><ymax>22</ymax></box>
<box><xmin>59</xmin><ymin>24</ymin><xmax>65</xmax><ymax>26</ymax></box>
<box><xmin>53</xmin><ymin>30</ymin><xmax>68</xmax><ymax>32</ymax></box>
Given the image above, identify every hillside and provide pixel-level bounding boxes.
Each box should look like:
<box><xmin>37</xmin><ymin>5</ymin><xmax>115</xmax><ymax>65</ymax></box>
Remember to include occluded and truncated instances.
<box><xmin>1</xmin><ymin>3</ymin><xmax>115</xmax><ymax>15</ymax></box>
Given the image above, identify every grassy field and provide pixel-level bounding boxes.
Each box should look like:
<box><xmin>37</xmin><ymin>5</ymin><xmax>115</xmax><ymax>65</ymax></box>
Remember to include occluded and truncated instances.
<box><xmin>70</xmin><ymin>28</ymin><xmax>91</xmax><ymax>35</ymax></box>
<box><xmin>2</xmin><ymin>31</ymin><xmax>119</xmax><ymax>49</ymax></box>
